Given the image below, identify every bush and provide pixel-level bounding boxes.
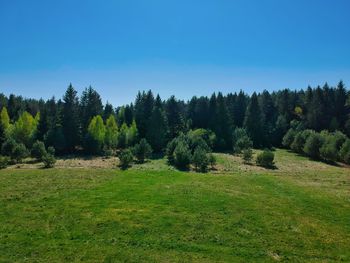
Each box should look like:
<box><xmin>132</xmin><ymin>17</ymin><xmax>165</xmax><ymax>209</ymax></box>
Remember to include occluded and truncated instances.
<box><xmin>319</xmin><ymin>134</ymin><xmax>338</xmax><ymax>162</ymax></box>
<box><xmin>208</xmin><ymin>153</ymin><xmax>216</xmax><ymax>169</ymax></box>
<box><xmin>303</xmin><ymin>132</ymin><xmax>324</xmax><ymax>159</ymax></box>
<box><xmin>166</xmin><ymin>139</ymin><xmax>177</xmax><ymax>164</ymax></box>
<box><xmin>320</xmin><ymin>141</ymin><xmax>338</xmax><ymax>162</ymax></box>
<box><xmin>133</xmin><ymin>139</ymin><xmax>152</xmax><ymax>163</ymax></box>
<box><xmin>119</xmin><ymin>148</ymin><xmax>134</xmax><ymax>169</ymax></box>
<box><xmin>256</xmin><ymin>150</ymin><xmax>275</xmax><ymax>168</ymax></box>
<box><xmin>340</xmin><ymin>139</ymin><xmax>350</xmax><ymax>164</ymax></box>
<box><xmin>242</xmin><ymin>148</ymin><xmax>253</xmax><ymax>164</ymax></box>
<box><xmin>173</xmin><ymin>141</ymin><xmax>192</xmax><ymax>170</ymax></box>
<box><xmin>31</xmin><ymin>140</ymin><xmax>47</xmax><ymax>161</ymax></box>
<box><xmin>233</xmin><ymin>128</ymin><xmax>253</xmax><ymax>153</ymax></box>
<box><xmin>188</xmin><ymin>129</ymin><xmax>216</xmax><ymax>149</ymax></box>
<box><xmin>0</xmin><ymin>156</ymin><xmax>9</xmax><ymax>169</ymax></box>
<box><xmin>1</xmin><ymin>138</ymin><xmax>17</xmax><ymax>156</ymax></box>
<box><xmin>192</xmin><ymin>146</ymin><xmax>209</xmax><ymax>172</ymax></box>
<box><xmin>102</xmin><ymin>147</ymin><xmax>114</xmax><ymax>157</ymax></box>
<box><xmin>11</xmin><ymin>143</ymin><xmax>29</xmax><ymax>163</ymax></box>
<box><xmin>166</xmin><ymin>133</ymin><xmax>189</xmax><ymax>165</ymax></box>
<box><xmin>42</xmin><ymin>153</ymin><xmax>56</xmax><ymax>168</ymax></box>
<box><xmin>47</xmin><ymin>146</ymin><xmax>55</xmax><ymax>156</ymax></box>
<box><xmin>282</xmin><ymin>129</ymin><xmax>296</xmax><ymax>148</ymax></box>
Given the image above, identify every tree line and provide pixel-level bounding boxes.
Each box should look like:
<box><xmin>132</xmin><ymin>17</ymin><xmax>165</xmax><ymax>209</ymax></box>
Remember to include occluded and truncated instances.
<box><xmin>0</xmin><ymin>81</ymin><xmax>349</xmax><ymax>160</ymax></box>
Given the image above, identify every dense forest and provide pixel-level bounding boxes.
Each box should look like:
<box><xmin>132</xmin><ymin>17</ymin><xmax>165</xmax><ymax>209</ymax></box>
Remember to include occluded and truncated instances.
<box><xmin>0</xmin><ymin>81</ymin><xmax>350</xmax><ymax>166</ymax></box>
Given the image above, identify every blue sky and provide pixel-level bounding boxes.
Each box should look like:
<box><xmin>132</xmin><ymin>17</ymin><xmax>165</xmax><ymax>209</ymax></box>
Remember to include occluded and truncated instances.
<box><xmin>0</xmin><ymin>0</ymin><xmax>349</xmax><ymax>105</ymax></box>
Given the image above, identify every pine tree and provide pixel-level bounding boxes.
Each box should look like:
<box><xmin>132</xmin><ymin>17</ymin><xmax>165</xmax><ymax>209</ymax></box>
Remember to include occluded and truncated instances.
<box><xmin>62</xmin><ymin>84</ymin><xmax>81</xmax><ymax>152</ymax></box>
<box><xmin>233</xmin><ymin>90</ymin><xmax>247</xmax><ymax>127</ymax></box>
<box><xmin>214</xmin><ymin>92</ymin><xmax>232</xmax><ymax>150</ymax></box>
<box><xmin>244</xmin><ymin>92</ymin><xmax>264</xmax><ymax>148</ymax></box>
<box><xmin>103</xmin><ymin>102</ymin><xmax>115</xmax><ymax>121</ymax></box>
<box><xmin>166</xmin><ymin>96</ymin><xmax>185</xmax><ymax>139</ymax></box>
<box><xmin>80</xmin><ymin>86</ymin><xmax>103</xmax><ymax>134</ymax></box>
<box><xmin>259</xmin><ymin>90</ymin><xmax>276</xmax><ymax>146</ymax></box>
<box><xmin>134</xmin><ymin>90</ymin><xmax>154</xmax><ymax>138</ymax></box>
<box><xmin>146</xmin><ymin>95</ymin><xmax>168</xmax><ymax>152</ymax></box>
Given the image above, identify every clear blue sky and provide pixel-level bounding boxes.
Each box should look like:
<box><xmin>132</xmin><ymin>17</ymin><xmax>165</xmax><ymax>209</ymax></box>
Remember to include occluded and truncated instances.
<box><xmin>0</xmin><ymin>0</ymin><xmax>349</xmax><ymax>105</ymax></box>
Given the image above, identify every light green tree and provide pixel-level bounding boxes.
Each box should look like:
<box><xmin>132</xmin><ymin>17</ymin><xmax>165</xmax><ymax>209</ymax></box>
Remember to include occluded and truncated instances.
<box><xmin>105</xmin><ymin>115</ymin><xmax>118</xmax><ymax>149</ymax></box>
<box><xmin>86</xmin><ymin>115</ymin><xmax>106</xmax><ymax>153</ymax></box>
<box><xmin>12</xmin><ymin>111</ymin><xmax>37</xmax><ymax>147</ymax></box>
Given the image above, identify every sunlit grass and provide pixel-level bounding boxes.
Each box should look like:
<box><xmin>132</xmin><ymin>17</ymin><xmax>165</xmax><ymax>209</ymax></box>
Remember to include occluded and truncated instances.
<box><xmin>1</xmin><ymin>149</ymin><xmax>349</xmax><ymax>262</ymax></box>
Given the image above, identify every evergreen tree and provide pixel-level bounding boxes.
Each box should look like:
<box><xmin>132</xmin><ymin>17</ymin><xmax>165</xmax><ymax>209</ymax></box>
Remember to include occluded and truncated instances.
<box><xmin>244</xmin><ymin>92</ymin><xmax>264</xmax><ymax>147</ymax></box>
<box><xmin>259</xmin><ymin>90</ymin><xmax>276</xmax><ymax>146</ymax></box>
<box><xmin>62</xmin><ymin>84</ymin><xmax>81</xmax><ymax>152</ymax></box>
<box><xmin>80</xmin><ymin>86</ymin><xmax>103</xmax><ymax>134</ymax></box>
<box><xmin>214</xmin><ymin>92</ymin><xmax>232</xmax><ymax>150</ymax></box>
<box><xmin>124</xmin><ymin>104</ymin><xmax>134</xmax><ymax>126</ymax></box>
<box><xmin>103</xmin><ymin>102</ymin><xmax>115</xmax><ymax>121</ymax></box>
<box><xmin>166</xmin><ymin>96</ymin><xmax>185</xmax><ymax>139</ymax></box>
<box><xmin>146</xmin><ymin>95</ymin><xmax>168</xmax><ymax>152</ymax></box>
<box><xmin>233</xmin><ymin>91</ymin><xmax>247</xmax><ymax>127</ymax></box>
<box><xmin>134</xmin><ymin>90</ymin><xmax>154</xmax><ymax>138</ymax></box>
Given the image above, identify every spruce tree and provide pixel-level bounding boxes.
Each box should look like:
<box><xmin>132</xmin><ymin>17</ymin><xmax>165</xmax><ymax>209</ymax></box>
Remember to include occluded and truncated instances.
<box><xmin>233</xmin><ymin>90</ymin><xmax>247</xmax><ymax>127</ymax></box>
<box><xmin>244</xmin><ymin>92</ymin><xmax>264</xmax><ymax>148</ymax></box>
<box><xmin>166</xmin><ymin>96</ymin><xmax>185</xmax><ymax>139</ymax></box>
<box><xmin>146</xmin><ymin>95</ymin><xmax>168</xmax><ymax>152</ymax></box>
<box><xmin>80</xmin><ymin>86</ymin><xmax>103</xmax><ymax>134</ymax></box>
<box><xmin>214</xmin><ymin>92</ymin><xmax>232</xmax><ymax>150</ymax></box>
<box><xmin>62</xmin><ymin>84</ymin><xmax>81</xmax><ymax>152</ymax></box>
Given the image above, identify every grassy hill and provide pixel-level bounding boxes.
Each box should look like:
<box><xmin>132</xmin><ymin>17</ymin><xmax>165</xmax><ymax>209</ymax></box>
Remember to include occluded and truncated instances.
<box><xmin>1</xmin><ymin>149</ymin><xmax>349</xmax><ymax>262</ymax></box>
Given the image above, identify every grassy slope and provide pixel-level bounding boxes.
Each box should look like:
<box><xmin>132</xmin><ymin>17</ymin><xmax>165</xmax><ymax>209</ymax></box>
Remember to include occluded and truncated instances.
<box><xmin>0</xmin><ymin>149</ymin><xmax>349</xmax><ymax>262</ymax></box>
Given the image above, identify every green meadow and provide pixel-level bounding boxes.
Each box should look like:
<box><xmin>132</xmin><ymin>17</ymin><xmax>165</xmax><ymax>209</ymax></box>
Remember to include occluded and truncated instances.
<box><xmin>1</xmin><ymin>149</ymin><xmax>349</xmax><ymax>262</ymax></box>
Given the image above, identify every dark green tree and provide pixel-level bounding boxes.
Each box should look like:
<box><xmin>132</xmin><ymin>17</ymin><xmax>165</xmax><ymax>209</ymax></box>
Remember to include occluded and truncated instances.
<box><xmin>62</xmin><ymin>84</ymin><xmax>81</xmax><ymax>152</ymax></box>
<box><xmin>166</xmin><ymin>96</ymin><xmax>185</xmax><ymax>139</ymax></box>
<box><xmin>146</xmin><ymin>95</ymin><xmax>168</xmax><ymax>152</ymax></box>
<box><xmin>244</xmin><ymin>92</ymin><xmax>264</xmax><ymax>147</ymax></box>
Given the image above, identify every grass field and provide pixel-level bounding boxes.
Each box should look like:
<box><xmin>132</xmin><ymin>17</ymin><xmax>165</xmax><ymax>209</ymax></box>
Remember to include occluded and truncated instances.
<box><xmin>1</xmin><ymin>149</ymin><xmax>349</xmax><ymax>262</ymax></box>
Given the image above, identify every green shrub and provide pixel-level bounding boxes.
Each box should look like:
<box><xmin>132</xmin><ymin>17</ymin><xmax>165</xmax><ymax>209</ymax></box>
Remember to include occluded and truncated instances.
<box><xmin>133</xmin><ymin>139</ymin><xmax>152</xmax><ymax>163</ymax></box>
<box><xmin>1</xmin><ymin>138</ymin><xmax>17</xmax><ymax>156</ymax></box>
<box><xmin>42</xmin><ymin>153</ymin><xmax>56</xmax><ymax>168</ymax></box>
<box><xmin>103</xmin><ymin>147</ymin><xmax>114</xmax><ymax>157</ymax></box>
<box><xmin>11</xmin><ymin>143</ymin><xmax>29</xmax><ymax>163</ymax></box>
<box><xmin>242</xmin><ymin>148</ymin><xmax>253</xmax><ymax>164</ymax></box>
<box><xmin>339</xmin><ymin>139</ymin><xmax>350</xmax><ymax>164</ymax></box>
<box><xmin>282</xmin><ymin>129</ymin><xmax>296</xmax><ymax>148</ymax></box>
<box><xmin>256</xmin><ymin>150</ymin><xmax>275</xmax><ymax>168</ymax></box>
<box><xmin>303</xmin><ymin>132</ymin><xmax>324</xmax><ymax>159</ymax></box>
<box><xmin>119</xmin><ymin>148</ymin><xmax>134</xmax><ymax>169</ymax></box>
<box><xmin>173</xmin><ymin>141</ymin><xmax>192</xmax><ymax>170</ymax></box>
<box><xmin>166</xmin><ymin>133</ymin><xmax>189</xmax><ymax>165</ymax></box>
<box><xmin>208</xmin><ymin>153</ymin><xmax>216</xmax><ymax>169</ymax></box>
<box><xmin>31</xmin><ymin>140</ymin><xmax>47</xmax><ymax>161</ymax></box>
<box><xmin>319</xmin><ymin>132</ymin><xmax>339</xmax><ymax>162</ymax></box>
<box><xmin>0</xmin><ymin>156</ymin><xmax>9</xmax><ymax>169</ymax></box>
<box><xmin>188</xmin><ymin>129</ymin><xmax>216</xmax><ymax>149</ymax></box>
<box><xmin>47</xmin><ymin>146</ymin><xmax>55</xmax><ymax>156</ymax></box>
<box><xmin>233</xmin><ymin>128</ymin><xmax>253</xmax><ymax>153</ymax></box>
<box><xmin>192</xmin><ymin>146</ymin><xmax>209</xmax><ymax>172</ymax></box>
<box><xmin>166</xmin><ymin>139</ymin><xmax>177</xmax><ymax>164</ymax></box>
